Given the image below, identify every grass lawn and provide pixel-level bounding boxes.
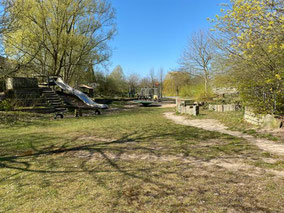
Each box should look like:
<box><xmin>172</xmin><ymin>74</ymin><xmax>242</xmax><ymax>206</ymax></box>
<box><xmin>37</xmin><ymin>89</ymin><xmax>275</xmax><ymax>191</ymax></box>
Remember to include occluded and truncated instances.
<box><xmin>185</xmin><ymin>109</ymin><xmax>280</xmax><ymax>141</ymax></box>
<box><xmin>1</xmin><ymin>108</ymin><xmax>284</xmax><ymax>212</ymax></box>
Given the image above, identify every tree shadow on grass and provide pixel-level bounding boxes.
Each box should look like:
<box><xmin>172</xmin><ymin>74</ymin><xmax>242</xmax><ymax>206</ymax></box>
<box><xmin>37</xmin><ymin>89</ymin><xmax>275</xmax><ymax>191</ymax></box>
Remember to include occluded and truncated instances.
<box><xmin>0</xmin><ymin>123</ymin><xmax>255</xmax><ymax>175</ymax></box>
<box><xmin>0</xmin><ymin>123</ymin><xmax>274</xmax><ymax>212</ymax></box>
<box><xmin>0</xmin><ymin>130</ymin><xmax>177</xmax><ymax>194</ymax></box>
<box><xmin>1</xmin><ymin>113</ymin><xmax>263</xmax><ymax>203</ymax></box>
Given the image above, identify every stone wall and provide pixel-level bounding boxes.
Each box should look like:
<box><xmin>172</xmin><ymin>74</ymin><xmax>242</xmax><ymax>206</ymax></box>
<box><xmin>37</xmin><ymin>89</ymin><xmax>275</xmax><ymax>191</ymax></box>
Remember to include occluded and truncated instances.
<box><xmin>0</xmin><ymin>80</ymin><xmax>5</xmax><ymax>92</ymax></box>
<box><xmin>244</xmin><ymin>107</ymin><xmax>265</xmax><ymax>126</ymax></box>
<box><xmin>208</xmin><ymin>104</ymin><xmax>240</xmax><ymax>112</ymax></box>
<box><xmin>5</xmin><ymin>77</ymin><xmax>40</xmax><ymax>99</ymax></box>
<box><xmin>244</xmin><ymin>107</ymin><xmax>282</xmax><ymax>129</ymax></box>
<box><xmin>177</xmin><ymin>104</ymin><xmax>199</xmax><ymax>116</ymax></box>
<box><xmin>6</xmin><ymin>77</ymin><xmax>38</xmax><ymax>90</ymax></box>
<box><xmin>176</xmin><ymin>98</ymin><xmax>199</xmax><ymax>116</ymax></box>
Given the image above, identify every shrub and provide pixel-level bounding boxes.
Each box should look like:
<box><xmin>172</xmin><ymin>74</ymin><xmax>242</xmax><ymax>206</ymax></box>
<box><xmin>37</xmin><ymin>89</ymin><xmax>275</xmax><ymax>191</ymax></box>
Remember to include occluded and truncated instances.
<box><xmin>0</xmin><ymin>99</ymin><xmax>15</xmax><ymax>111</ymax></box>
<box><xmin>180</xmin><ymin>83</ymin><xmax>215</xmax><ymax>101</ymax></box>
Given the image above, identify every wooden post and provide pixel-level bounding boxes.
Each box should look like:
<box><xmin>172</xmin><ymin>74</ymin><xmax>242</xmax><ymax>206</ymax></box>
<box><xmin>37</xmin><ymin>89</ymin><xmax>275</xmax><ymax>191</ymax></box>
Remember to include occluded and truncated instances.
<box><xmin>74</xmin><ymin>109</ymin><xmax>79</xmax><ymax>117</ymax></box>
<box><xmin>75</xmin><ymin>108</ymin><xmax>83</xmax><ymax>117</ymax></box>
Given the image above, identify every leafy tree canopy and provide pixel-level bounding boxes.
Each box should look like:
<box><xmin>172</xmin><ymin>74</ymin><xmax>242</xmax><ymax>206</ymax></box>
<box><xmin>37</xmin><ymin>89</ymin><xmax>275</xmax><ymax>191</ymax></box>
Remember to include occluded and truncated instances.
<box><xmin>3</xmin><ymin>0</ymin><xmax>116</xmax><ymax>83</ymax></box>
<box><xmin>211</xmin><ymin>0</ymin><xmax>284</xmax><ymax>114</ymax></box>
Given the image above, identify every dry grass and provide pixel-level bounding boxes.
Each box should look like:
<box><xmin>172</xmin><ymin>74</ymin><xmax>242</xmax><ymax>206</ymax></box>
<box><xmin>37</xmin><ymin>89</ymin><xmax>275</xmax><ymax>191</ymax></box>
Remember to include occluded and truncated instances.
<box><xmin>1</xmin><ymin>107</ymin><xmax>284</xmax><ymax>212</ymax></box>
<box><xmin>184</xmin><ymin>109</ymin><xmax>281</xmax><ymax>141</ymax></box>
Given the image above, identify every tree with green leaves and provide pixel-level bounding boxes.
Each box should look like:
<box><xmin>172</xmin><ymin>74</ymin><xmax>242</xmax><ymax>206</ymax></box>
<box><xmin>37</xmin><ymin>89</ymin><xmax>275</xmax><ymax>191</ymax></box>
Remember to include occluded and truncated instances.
<box><xmin>211</xmin><ymin>0</ymin><xmax>284</xmax><ymax>114</ymax></box>
<box><xmin>163</xmin><ymin>71</ymin><xmax>191</xmax><ymax>96</ymax></box>
<box><xmin>107</xmin><ymin>65</ymin><xmax>128</xmax><ymax>96</ymax></box>
<box><xmin>139</xmin><ymin>77</ymin><xmax>151</xmax><ymax>88</ymax></box>
<box><xmin>3</xmin><ymin>0</ymin><xmax>116</xmax><ymax>83</ymax></box>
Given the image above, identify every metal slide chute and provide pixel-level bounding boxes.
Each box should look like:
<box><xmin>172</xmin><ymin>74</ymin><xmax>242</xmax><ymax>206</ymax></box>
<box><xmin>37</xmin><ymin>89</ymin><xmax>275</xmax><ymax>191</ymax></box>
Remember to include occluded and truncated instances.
<box><xmin>54</xmin><ymin>78</ymin><xmax>108</xmax><ymax>109</ymax></box>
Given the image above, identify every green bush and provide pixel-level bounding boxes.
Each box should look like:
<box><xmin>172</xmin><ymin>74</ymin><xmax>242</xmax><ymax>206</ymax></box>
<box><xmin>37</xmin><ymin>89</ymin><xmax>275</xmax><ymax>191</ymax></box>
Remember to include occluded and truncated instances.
<box><xmin>179</xmin><ymin>85</ymin><xmax>193</xmax><ymax>98</ymax></box>
<box><xmin>0</xmin><ymin>99</ymin><xmax>15</xmax><ymax>111</ymax></box>
<box><xmin>0</xmin><ymin>79</ymin><xmax>5</xmax><ymax>92</ymax></box>
<box><xmin>180</xmin><ymin>83</ymin><xmax>214</xmax><ymax>101</ymax></box>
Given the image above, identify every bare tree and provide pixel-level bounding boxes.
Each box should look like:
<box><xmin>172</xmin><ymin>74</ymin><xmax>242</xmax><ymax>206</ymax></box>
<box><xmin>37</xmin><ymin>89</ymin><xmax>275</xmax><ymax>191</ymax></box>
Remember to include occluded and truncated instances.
<box><xmin>127</xmin><ymin>73</ymin><xmax>140</xmax><ymax>97</ymax></box>
<box><xmin>158</xmin><ymin>67</ymin><xmax>164</xmax><ymax>98</ymax></box>
<box><xmin>179</xmin><ymin>30</ymin><xmax>214</xmax><ymax>94</ymax></box>
<box><xmin>139</xmin><ymin>77</ymin><xmax>151</xmax><ymax>88</ymax></box>
<box><xmin>149</xmin><ymin>68</ymin><xmax>155</xmax><ymax>88</ymax></box>
<box><xmin>128</xmin><ymin>73</ymin><xmax>139</xmax><ymax>89</ymax></box>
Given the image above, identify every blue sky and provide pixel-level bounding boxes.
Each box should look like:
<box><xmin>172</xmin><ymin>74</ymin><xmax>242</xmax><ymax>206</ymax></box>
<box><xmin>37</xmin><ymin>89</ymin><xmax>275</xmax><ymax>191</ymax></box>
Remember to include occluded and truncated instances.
<box><xmin>109</xmin><ymin>0</ymin><xmax>227</xmax><ymax>77</ymax></box>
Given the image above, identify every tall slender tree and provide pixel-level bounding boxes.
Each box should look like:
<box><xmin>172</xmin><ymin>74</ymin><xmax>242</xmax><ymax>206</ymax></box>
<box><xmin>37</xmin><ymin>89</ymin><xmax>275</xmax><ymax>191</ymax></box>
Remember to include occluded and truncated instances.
<box><xmin>149</xmin><ymin>68</ymin><xmax>155</xmax><ymax>88</ymax></box>
<box><xmin>179</xmin><ymin>30</ymin><xmax>214</xmax><ymax>95</ymax></box>
<box><xmin>158</xmin><ymin>67</ymin><xmax>164</xmax><ymax>98</ymax></box>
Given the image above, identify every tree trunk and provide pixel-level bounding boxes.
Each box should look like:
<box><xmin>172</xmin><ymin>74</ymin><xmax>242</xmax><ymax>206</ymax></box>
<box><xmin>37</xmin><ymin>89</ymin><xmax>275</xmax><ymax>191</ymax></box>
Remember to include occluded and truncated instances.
<box><xmin>204</xmin><ymin>77</ymin><xmax>208</xmax><ymax>94</ymax></box>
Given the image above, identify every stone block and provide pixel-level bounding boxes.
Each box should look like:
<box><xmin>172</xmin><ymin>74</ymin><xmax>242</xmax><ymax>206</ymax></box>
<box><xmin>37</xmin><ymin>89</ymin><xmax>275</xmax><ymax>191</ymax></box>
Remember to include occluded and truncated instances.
<box><xmin>216</xmin><ymin>105</ymin><xmax>224</xmax><ymax>112</ymax></box>
<box><xmin>177</xmin><ymin>104</ymin><xmax>199</xmax><ymax>116</ymax></box>
<box><xmin>184</xmin><ymin>100</ymin><xmax>194</xmax><ymax>106</ymax></box>
<box><xmin>244</xmin><ymin>107</ymin><xmax>266</xmax><ymax>126</ymax></box>
<box><xmin>262</xmin><ymin>115</ymin><xmax>283</xmax><ymax>129</ymax></box>
<box><xmin>6</xmin><ymin>77</ymin><xmax>38</xmax><ymax>90</ymax></box>
<box><xmin>192</xmin><ymin>105</ymin><xmax>199</xmax><ymax>116</ymax></box>
<box><xmin>223</xmin><ymin>104</ymin><xmax>236</xmax><ymax>112</ymax></box>
<box><xmin>176</xmin><ymin>98</ymin><xmax>182</xmax><ymax>106</ymax></box>
<box><xmin>208</xmin><ymin>104</ymin><xmax>215</xmax><ymax>111</ymax></box>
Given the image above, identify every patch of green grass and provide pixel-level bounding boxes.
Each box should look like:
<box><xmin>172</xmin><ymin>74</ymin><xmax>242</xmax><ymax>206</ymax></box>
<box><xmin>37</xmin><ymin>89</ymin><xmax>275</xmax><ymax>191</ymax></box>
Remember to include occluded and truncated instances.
<box><xmin>0</xmin><ymin>111</ymin><xmax>51</xmax><ymax>127</ymax></box>
<box><xmin>251</xmin><ymin>159</ymin><xmax>284</xmax><ymax>170</ymax></box>
<box><xmin>0</xmin><ymin>108</ymin><xmax>284</xmax><ymax>212</ymax></box>
<box><xmin>110</xmin><ymin>100</ymin><xmax>128</xmax><ymax>108</ymax></box>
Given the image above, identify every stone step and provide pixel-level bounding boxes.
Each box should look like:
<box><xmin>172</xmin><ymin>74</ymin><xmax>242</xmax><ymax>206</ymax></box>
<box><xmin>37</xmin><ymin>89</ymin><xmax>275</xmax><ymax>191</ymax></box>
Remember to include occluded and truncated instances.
<box><xmin>49</xmin><ymin>103</ymin><xmax>63</xmax><ymax>107</ymax></box>
<box><xmin>50</xmin><ymin>103</ymin><xmax>63</xmax><ymax>106</ymax></box>
<box><xmin>46</xmin><ymin>97</ymin><xmax>61</xmax><ymax>101</ymax></box>
<box><xmin>50</xmin><ymin>103</ymin><xmax>65</xmax><ymax>108</ymax></box>
<box><xmin>42</xmin><ymin>90</ymin><xmax>55</xmax><ymax>93</ymax></box>
<box><xmin>41</xmin><ymin>88</ymin><xmax>66</xmax><ymax>110</ymax></box>
<box><xmin>43</xmin><ymin>92</ymin><xmax>57</xmax><ymax>96</ymax></box>
<box><xmin>46</xmin><ymin>100</ymin><xmax>60</xmax><ymax>103</ymax></box>
<box><xmin>34</xmin><ymin>103</ymin><xmax>47</xmax><ymax>107</ymax></box>
<box><xmin>42</xmin><ymin>93</ymin><xmax>57</xmax><ymax>97</ymax></box>
<box><xmin>44</xmin><ymin>94</ymin><xmax>59</xmax><ymax>97</ymax></box>
<box><xmin>55</xmin><ymin>108</ymin><xmax>67</xmax><ymax>112</ymax></box>
<box><xmin>47</xmin><ymin>99</ymin><xmax>62</xmax><ymax>103</ymax></box>
<box><xmin>43</xmin><ymin>95</ymin><xmax>58</xmax><ymax>98</ymax></box>
<box><xmin>49</xmin><ymin>102</ymin><xmax>63</xmax><ymax>106</ymax></box>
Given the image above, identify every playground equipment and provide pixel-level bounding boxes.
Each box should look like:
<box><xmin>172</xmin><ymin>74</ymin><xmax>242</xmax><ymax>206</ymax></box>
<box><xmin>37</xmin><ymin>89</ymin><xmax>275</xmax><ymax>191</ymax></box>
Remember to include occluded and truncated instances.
<box><xmin>0</xmin><ymin>76</ymin><xmax>108</xmax><ymax>117</ymax></box>
<box><xmin>136</xmin><ymin>87</ymin><xmax>160</xmax><ymax>107</ymax></box>
<box><xmin>134</xmin><ymin>100</ymin><xmax>154</xmax><ymax>107</ymax></box>
<box><xmin>135</xmin><ymin>87</ymin><xmax>161</xmax><ymax>107</ymax></box>
<box><xmin>52</xmin><ymin>77</ymin><xmax>108</xmax><ymax>109</ymax></box>
<box><xmin>2</xmin><ymin>77</ymin><xmax>66</xmax><ymax>113</ymax></box>
<box><xmin>138</xmin><ymin>88</ymin><xmax>160</xmax><ymax>100</ymax></box>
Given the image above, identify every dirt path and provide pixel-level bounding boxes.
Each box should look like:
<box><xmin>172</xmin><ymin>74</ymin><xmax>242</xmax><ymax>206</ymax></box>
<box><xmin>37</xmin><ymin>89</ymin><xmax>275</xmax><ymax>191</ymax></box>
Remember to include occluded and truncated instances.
<box><xmin>159</xmin><ymin>104</ymin><xmax>176</xmax><ymax>108</ymax></box>
<box><xmin>164</xmin><ymin>112</ymin><xmax>284</xmax><ymax>156</ymax></box>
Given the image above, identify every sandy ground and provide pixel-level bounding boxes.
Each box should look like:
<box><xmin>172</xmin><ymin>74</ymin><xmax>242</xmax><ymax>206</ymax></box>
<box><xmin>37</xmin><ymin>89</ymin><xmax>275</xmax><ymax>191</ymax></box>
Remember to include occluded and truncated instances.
<box><xmin>159</xmin><ymin>103</ymin><xmax>176</xmax><ymax>108</ymax></box>
<box><xmin>164</xmin><ymin>112</ymin><xmax>284</xmax><ymax>156</ymax></box>
<box><xmin>69</xmin><ymin>148</ymin><xmax>284</xmax><ymax>178</ymax></box>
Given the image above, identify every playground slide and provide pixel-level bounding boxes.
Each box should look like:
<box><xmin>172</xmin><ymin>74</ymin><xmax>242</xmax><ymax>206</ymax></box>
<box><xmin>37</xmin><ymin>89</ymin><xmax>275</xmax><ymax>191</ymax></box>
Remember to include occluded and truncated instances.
<box><xmin>55</xmin><ymin>78</ymin><xmax>108</xmax><ymax>109</ymax></box>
